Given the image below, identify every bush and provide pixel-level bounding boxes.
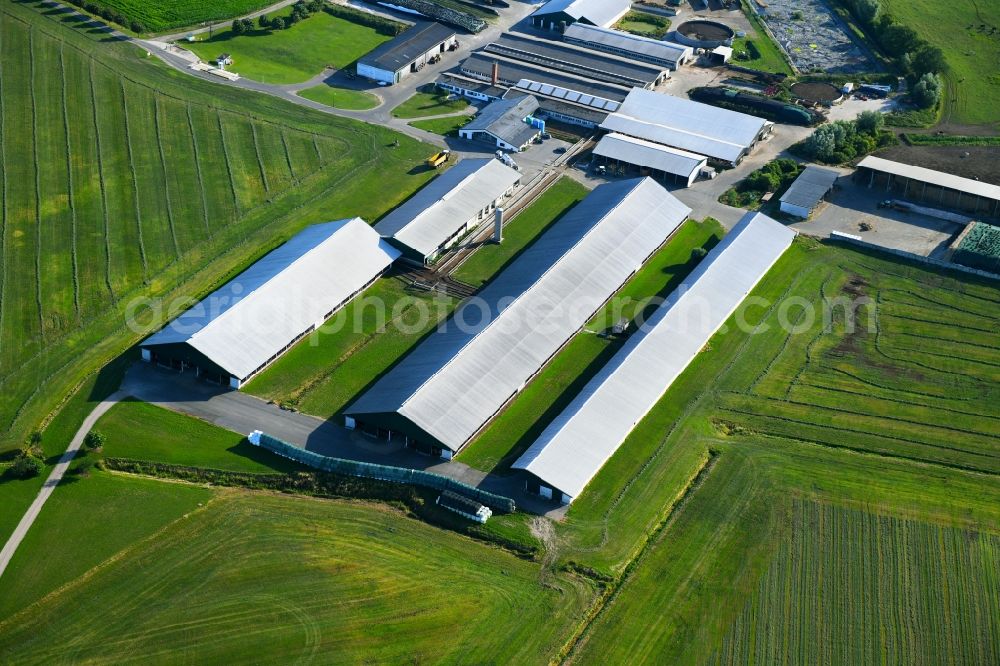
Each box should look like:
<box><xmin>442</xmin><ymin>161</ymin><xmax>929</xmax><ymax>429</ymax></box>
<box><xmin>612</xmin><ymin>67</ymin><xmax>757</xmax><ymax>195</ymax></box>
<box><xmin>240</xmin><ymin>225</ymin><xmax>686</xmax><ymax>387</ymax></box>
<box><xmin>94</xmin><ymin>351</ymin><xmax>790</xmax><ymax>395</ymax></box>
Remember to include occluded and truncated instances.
<box><xmin>912</xmin><ymin>72</ymin><xmax>942</xmax><ymax>109</ymax></box>
<box><xmin>84</xmin><ymin>430</ymin><xmax>106</xmax><ymax>450</ymax></box>
<box><xmin>10</xmin><ymin>454</ymin><xmax>43</xmax><ymax>479</ymax></box>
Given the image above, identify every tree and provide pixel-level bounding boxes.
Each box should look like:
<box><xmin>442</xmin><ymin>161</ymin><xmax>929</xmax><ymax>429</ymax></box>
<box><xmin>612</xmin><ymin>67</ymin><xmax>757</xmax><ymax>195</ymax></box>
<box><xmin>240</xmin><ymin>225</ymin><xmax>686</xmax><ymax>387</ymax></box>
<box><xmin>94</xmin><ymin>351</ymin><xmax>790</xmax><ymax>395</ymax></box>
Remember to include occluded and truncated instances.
<box><xmin>912</xmin><ymin>45</ymin><xmax>948</xmax><ymax>77</ymax></box>
<box><xmin>855</xmin><ymin>110</ymin><xmax>884</xmax><ymax>135</ymax></box>
<box><xmin>10</xmin><ymin>454</ymin><xmax>43</xmax><ymax>479</ymax></box>
<box><xmin>879</xmin><ymin>22</ymin><xmax>919</xmax><ymax>57</ymax></box>
<box><xmin>853</xmin><ymin>0</ymin><xmax>880</xmax><ymax>24</ymax></box>
<box><xmin>912</xmin><ymin>72</ymin><xmax>942</xmax><ymax>109</ymax></box>
<box><xmin>84</xmin><ymin>430</ymin><xmax>106</xmax><ymax>450</ymax></box>
<box><xmin>231</xmin><ymin>19</ymin><xmax>245</xmax><ymax>35</ymax></box>
<box><xmin>258</xmin><ymin>14</ymin><xmax>271</xmax><ymax>29</ymax></box>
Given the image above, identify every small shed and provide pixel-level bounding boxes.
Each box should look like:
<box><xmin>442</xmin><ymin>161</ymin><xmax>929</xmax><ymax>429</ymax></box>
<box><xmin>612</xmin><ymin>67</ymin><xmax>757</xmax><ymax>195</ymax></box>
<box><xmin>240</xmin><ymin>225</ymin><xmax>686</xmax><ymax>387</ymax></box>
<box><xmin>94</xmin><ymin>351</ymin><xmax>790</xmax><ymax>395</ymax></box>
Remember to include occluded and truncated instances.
<box><xmin>437</xmin><ymin>491</ymin><xmax>492</xmax><ymax>523</ymax></box>
<box><xmin>779</xmin><ymin>166</ymin><xmax>840</xmax><ymax>218</ymax></box>
<box><xmin>710</xmin><ymin>45</ymin><xmax>733</xmax><ymax>65</ymax></box>
<box><xmin>217</xmin><ymin>53</ymin><xmax>233</xmax><ymax>67</ymax></box>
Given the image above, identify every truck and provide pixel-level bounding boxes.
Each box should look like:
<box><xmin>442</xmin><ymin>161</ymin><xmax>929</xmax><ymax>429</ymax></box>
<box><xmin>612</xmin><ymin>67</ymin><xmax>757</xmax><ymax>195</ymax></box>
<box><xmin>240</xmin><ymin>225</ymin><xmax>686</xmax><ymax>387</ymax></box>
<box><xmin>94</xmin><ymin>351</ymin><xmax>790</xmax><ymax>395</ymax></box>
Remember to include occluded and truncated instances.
<box><xmin>426</xmin><ymin>150</ymin><xmax>451</xmax><ymax>168</ymax></box>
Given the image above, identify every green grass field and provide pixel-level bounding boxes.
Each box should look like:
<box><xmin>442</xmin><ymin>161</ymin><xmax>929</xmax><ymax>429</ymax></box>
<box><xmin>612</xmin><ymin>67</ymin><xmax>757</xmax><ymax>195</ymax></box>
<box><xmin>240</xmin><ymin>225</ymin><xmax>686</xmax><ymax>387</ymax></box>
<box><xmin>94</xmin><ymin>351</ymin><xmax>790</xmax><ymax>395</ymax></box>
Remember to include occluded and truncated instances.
<box><xmin>391</xmin><ymin>85</ymin><xmax>470</xmax><ymax>118</ymax></box>
<box><xmin>614</xmin><ymin>11</ymin><xmax>670</xmax><ymax>39</ymax></box>
<box><xmin>185</xmin><ymin>10</ymin><xmax>392</xmax><ymax>83</ymax></box>
<box><xmin>0</xmin><ymin>1</ymin><xmax>436</xmax><ymax>457</ymax></box>
<box><xmin>77</xmin><ymin>0</ymin><xmax>273</xmax><ymax>33</ymax></box>
<box><xmin>96</xmin><ymin>399</ymin><xmax>304</xmax><ymax>473</ymax></box>
<box><xmin>409</xmin><ymin>114</ymin><xmax>471</xmax><ymax>136</ymax></box>
<box><xmin>0</xmin><ymin>491</ymin><xmax>596</xmax><ymax>664</ymax></box>
<box><xmin>884</xmin><ymin>0</ymin><xmax>1000</xmax><ymax>128</ymax></box>
<box><xmin>733</xmin><ymin>2</ymin><xmax>794</xmax><ymax>75</ymax></box>
<box><xmin>297</xmin><ymin>83</ymin><xmax>380</xmax><ymax>110</ymax></box>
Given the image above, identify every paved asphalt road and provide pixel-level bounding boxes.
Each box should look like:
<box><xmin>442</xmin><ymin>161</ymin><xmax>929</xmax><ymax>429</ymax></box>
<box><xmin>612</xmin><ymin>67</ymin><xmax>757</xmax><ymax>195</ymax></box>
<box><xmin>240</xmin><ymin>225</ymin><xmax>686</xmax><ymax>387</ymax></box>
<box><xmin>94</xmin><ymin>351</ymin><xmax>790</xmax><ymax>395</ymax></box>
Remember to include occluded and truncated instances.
<box><xmin>0</xmin><ymin>392</ymin><xmax>125</xmax><ymax>581</ymax></box>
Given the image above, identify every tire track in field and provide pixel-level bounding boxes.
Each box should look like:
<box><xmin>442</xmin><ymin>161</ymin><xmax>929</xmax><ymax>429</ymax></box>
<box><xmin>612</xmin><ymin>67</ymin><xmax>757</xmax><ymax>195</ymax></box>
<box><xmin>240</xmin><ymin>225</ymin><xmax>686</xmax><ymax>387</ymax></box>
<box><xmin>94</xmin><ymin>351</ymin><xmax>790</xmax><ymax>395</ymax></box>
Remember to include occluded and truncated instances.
<box><xmin>216</xmin><ymin>112</ymin><xmax>241</xmax><ymax>219</ymax></box>
<box><xmin>0</xmin><ymin>13</ymin><xmax>7</xmax><ymax>363</ymax></box>
<box><xmin>88</xmin><ymin>61</ymin><xmax>116</xmax><ymax>303</ymax></box>
<box><xmin>59</xmin><ymin>42</ymin><xmax>80</xmax><ymax>322</ymax></box>
<box><xmin>279</xmin><ymin>130</ymin><xmax>296</xmax><ymax>182</ymax></box>
<box><xmin>120</xmin><ymin>81</ymin><xmax>149</xmax><ymax>283</ymax></box>
<box><xmin>29</xmin><ymin>29</ymin><xmax>45</xmax><ymax>340</ymax></box>
<box><xmin>250</xmin><ymin>122</ymin><xmax>270</xmax><ymax>194</ymax></box>
<box><xmin>152</xmin><ymin>96</ymin><xmax>181</xmax><ymax>260</ymax></box>
<box><xmin>184</xmin><ymin>103</ymin><xmax>211</xmax><ymax>239</ymax></box>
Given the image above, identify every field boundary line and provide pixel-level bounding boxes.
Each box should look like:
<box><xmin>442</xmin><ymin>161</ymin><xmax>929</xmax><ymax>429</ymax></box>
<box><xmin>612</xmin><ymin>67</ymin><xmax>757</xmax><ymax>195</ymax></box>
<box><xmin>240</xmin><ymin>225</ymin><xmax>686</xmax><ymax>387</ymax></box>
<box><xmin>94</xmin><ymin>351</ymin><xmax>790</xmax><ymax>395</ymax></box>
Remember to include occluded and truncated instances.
<box><xmin>119</xmin><ymin>79</ymin><xmax>149</xmax><ymax>285</ymax></box>
<box><xmin>153</xmin><ymin>96</ymin><xmax>181</xmax><ymax>260</ymax></box>
<box><xmin>59</xmin><ymin>41</ymin><xmax>80</xmax><ymax>322</ymax></box>
<box><xmin>184</xmin><ymin>103</ymin><xmax>212</xmax><ymax>239</ymax></box>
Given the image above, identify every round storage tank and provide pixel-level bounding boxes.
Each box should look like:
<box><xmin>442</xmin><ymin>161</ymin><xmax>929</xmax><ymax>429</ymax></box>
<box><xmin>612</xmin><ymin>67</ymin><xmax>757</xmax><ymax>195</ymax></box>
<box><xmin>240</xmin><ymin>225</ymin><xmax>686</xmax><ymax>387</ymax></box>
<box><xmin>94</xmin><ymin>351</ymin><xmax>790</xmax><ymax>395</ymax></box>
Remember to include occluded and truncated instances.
<box><xmin>674</xmin><ymin>20</ymin><xmax>736</xmax><ymax>48</ymax></box>
<box><xmin>790</xmin><ymin>82</ymin><xmax>843</xmax><ymax>104</ymax></box>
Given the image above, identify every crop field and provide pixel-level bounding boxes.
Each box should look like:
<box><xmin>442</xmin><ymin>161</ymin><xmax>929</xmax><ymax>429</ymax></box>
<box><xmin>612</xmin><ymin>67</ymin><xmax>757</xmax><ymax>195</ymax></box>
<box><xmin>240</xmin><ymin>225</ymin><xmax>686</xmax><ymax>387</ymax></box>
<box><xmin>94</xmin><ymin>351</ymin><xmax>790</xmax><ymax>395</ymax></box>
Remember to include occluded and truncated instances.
<box><xmin>75</xmin><ymin>0</ymin><xmax>273</xmax><ymax>33</ymax></box>
<box><xmin>0</xmin><ymin>1</ymin><xmax>436</xmax><ymax>455</ymax></box>
<box><xmin>883</xmin><ymin>0</ymin><xmax>1000</xmax><ymax>128</ymax></box>
<box><xmin>0</xmin><ymin>492</ymin><xmax>596</xmax><ymax>664</ymax></box>
<box><xmin>185</xmin><ymin>10</ymin><xmax>393</xmax><ymax>83</ymax></box>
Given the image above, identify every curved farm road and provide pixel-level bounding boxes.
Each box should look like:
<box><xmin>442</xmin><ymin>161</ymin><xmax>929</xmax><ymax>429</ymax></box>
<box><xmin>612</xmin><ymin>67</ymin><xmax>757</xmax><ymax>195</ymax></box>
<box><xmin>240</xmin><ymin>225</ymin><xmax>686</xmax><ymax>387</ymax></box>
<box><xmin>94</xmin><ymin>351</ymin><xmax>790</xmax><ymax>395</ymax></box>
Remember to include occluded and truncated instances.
<box><xmin>0</xmin><ymin>392</ymin><xmax>125</xmax><ymax>580</ymax></box>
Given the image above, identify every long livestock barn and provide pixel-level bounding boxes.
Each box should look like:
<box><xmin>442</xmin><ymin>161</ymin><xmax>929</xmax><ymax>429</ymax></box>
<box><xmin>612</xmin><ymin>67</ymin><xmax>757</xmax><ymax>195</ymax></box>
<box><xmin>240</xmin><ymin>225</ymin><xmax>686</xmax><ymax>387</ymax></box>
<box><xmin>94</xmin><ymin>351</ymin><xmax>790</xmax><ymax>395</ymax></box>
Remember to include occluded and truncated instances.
<box><xmin>600</xmin><ymin>87</ymin><xmax>772</xmax><ymax>165</ymax></box>
<box><xmin>563</xmin><ymin>23</ymin><xmax>693</xmax><ymax>70</ymax></box>
<box><xmin>357</xmin><ymin>21</ymin><xmax>457</xmax><ymax>85</ymax></box>
<box><xmin>374</xmin><ymin>158</ymin><xmax>521</xmax><ymax>265</ymax></box>
<box><xmin>141</xmin><ymin>219</ymin><xmax>400</xmax><ymax>389</ymax></box>
<box><xmin>513</xmin><ymin>212</ymin><xmax>796</xmax><ymax>503</ymax></box>
<box><xmin>460</xmin><ymin>53</ymin><xmax>631</xmax><ymax>102</ymax></box>
<box><xmin>855</xmin><ymin>156</ymin><xmax>1000</xmax><ymax>218</ymax></box>
<box><xmin>530</xmin><ymin>0</ymin><xmax>631</xmax><ymax>32</ymax></box>
<box><xmin>508</xmin><ymin>79</ymin><xmax>621</xmax><ymax>127</ymax></box>
<box><xmin>484</xmin><ymin>34</ymin><xmax>669</xmax><ymax>89</ymax></box>
<box><xmin>594</xmin><ymin>132</ymin><xmax>707</xmax><ymax>187</ymax></box>
<box><xmin>345</xmin><ymin>178</ymin><xmax>692</xmax><ymax>459</ymax></box>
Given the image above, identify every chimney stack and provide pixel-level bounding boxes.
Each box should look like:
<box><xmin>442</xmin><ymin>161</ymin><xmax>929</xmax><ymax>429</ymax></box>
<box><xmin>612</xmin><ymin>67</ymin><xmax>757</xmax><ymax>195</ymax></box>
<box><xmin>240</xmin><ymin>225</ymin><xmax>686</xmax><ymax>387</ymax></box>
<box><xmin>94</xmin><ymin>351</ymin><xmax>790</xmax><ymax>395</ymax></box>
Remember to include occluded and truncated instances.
<box><xmin>494</xmin><ymin>207</ymin><xmax>504</xmax><ymax>243</ymax></box>
<box><xmin>491</xmin><ymin>61</ymin><xmax>499</xmax><ymax>87</ymax></box>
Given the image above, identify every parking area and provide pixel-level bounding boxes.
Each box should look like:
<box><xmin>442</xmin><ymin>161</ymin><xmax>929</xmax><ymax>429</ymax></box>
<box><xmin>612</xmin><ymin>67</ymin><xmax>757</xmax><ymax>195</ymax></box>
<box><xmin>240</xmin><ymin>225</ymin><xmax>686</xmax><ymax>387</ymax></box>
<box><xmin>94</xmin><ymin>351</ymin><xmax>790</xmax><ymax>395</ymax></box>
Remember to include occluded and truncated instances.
<box><xmin>792</xmin><ymin>178</ymin><xmax>964</xmax><ymax>258</ymax></box>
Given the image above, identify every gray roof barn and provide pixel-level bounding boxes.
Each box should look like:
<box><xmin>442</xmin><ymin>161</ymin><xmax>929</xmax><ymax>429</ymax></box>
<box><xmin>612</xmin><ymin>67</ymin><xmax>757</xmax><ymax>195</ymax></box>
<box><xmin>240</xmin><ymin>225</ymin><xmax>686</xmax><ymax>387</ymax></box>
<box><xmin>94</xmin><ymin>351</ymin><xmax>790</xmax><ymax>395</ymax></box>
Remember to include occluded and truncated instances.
<box><xmin>346</xmin><ymin>177</ymin><xmax>692</xmax><ymax>452</ymax></box>
<box><xmin>358</xmin><ymin>21</ymin><xmax>456</xmax><ymax>73</ymax></box>
<box><xmin>374</xmin><ymin>158</ymin><xmax>521</xmax><ymax>261</ymax></box>
<box><xmin>780</xmin><ymin>165</ymin><xmax>840</xmax><ymax>212</ymax></box>
<box><xmin>563</xmin><ymin>23</ymin><xmax>693</xmax><ymax>68</ymax></box>
<box><xmin>531</xmin><ymin>0</ymin><xmax>631</xmax><ymax>28</ymax></box>
<box><xmin>594</xmin><ymin>133</ymin><xmax>707</xmax><ymax>183</ymax></box>
<box><xmin>513</xmin><ymin>212</ymin><xmax>796</xmax><ymax>501</ymax></box>
<box><xmin>600</xmin><ymin>88</ymin><xmax>771</xmax><ymax>163</ymax></box>
<box><xmin>142</xmin><ymin>219</ymin><xmax>400</xmax><ymax>382</ymax></box>
<box><xmin>461</xmin><ymin>96</ymin><xmax>540</xmax><ymax>147</ymax></box>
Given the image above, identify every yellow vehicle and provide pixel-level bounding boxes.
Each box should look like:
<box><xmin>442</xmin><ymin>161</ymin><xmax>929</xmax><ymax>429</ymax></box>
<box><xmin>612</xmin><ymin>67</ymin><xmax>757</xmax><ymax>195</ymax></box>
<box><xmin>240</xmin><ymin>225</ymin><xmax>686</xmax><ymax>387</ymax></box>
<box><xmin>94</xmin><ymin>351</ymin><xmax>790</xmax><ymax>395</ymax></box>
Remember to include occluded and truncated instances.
<box><xmin>426</xmin><ymin>149</ymin><xmax>451</xmax><ymax>168</ymax></box>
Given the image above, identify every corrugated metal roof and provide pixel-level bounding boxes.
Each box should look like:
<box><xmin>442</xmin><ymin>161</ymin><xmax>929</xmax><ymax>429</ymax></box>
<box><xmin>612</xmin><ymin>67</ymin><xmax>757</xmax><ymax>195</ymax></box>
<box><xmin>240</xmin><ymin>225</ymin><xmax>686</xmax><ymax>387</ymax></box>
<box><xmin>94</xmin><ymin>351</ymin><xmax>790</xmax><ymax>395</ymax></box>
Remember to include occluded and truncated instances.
<box><xmin>564</xmin><ymin>23</ymin><xmax>693</xmax><ymax>65</ymax></box>
<box><xmin>780</xmin><ymin>165</ymin><xmax>840</xmax><ymax>210</ymax></box>
<box><xmin>857</xmin><ymin>156</ymin><xmax>1000</xmax><ymax>202</ymax></box>
<box><xmin>143</xmin><ymin>219</ymin><xmax>401</xmax><ymax>380</ymax></box>
<box><xmin>374</xmin><ymin>159</ymin><xmax>521</xmax><ymax>260</ymax></box>
<box><xmin>513</xmin><ymin>212</ymin><xmax>796</xmax><ymax>500</ymax></box>
<box><xmin>346</xmin><ymin>177</ymin><xmax>692</xmax><ymax>451</ymax></box>
<box><xmin>600</xmin><ymin>88</ymin><xmax>770</xmax><ymax>163</ymax></box>
<box><xmin>462</xmin><ymin>96</ymin><xmax>540</xmax><ymax>146</ymax></box>
<box><xmin>594</xmin><ymin>133</ymin><xmax>707</xmax><ymax>180</ymax></box>
<box><xmin>514</xmin><ymin>79</ymin><xmax>621</xmax><ymax>112</ymax></box>
<box><xmin>461</xmin><ymin>53</ymin><xmax>630</xmax><ymax>102</ymax></box>
<box><xmin>532</xmin><ymin>0</ymin><xmax>631</xmax><ymax>27</ymax></box>
<box><xmin>358</xmin><ymin>21</ymin><xmax>455</xmax><ymax>73</ymax></box>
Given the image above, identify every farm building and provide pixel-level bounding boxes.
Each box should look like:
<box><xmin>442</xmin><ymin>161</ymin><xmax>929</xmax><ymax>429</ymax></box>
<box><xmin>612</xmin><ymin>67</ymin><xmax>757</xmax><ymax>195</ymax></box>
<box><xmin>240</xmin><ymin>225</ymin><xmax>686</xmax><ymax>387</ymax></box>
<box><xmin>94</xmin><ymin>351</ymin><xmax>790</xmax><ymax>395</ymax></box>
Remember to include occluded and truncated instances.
<box><xmin>373</xmin><ymin>158</ymin><xmax>521</xmax><ymax>265</ymax></box>
<box><xmin>356</xmin><ymin>22</ymin><xmax>457</xmax><ymax>85</ymax></box>
<box><xmin>483</xmin><ymin>34</ymin><xmax>669</xmax><ymax>89</ymax></box>
<box><xmin>779</xmin><ymin>166</ymin><xmax>840</xmax><ymax>218</ymax></box>
<box><xmin>458</xmin><ymin>96</ymin><xmax>542</xmax><ymax>151</ymax></box>
<box><xmin>345</xmin><ymin>177</ymin><xmax>691</xmax><ymax>458</ymax></box>
<box><xmin>460</xmin><ymin>53</ymin><xmax>631</xmax><ymax>102</ymax></box>
<box><xmin>530</xmin><ymin>0</ymin><xmax>631</xmax><ymax>32</ymax></box>
<box><xmin>855</xmin><ymin>156</ymin><xmax>1000</xmax><ymax>218</ymax></box>
<box><xmin>600</xmin><ymin>88</ymin><xmax>772</xmax><ymax>165</ymax></box>
<box><xmin>436</xmin><ymin>73</ymin><xmax>508</xmax><ymax>102</ymax></box>
<box><xmin>437</xmin><ymin>491</ymin><xmax>492</xmax><ymax>523</ymax></box>
<box><xmin>140</xmin><ymin>219</ymin><xmax>400</xmax><ymax>389</ymax></box>
<box><xmin>513</xmin><ymin>211</ymin><xmax>796</xmax><ymax>504</ymax></box>
<box><xmin>507</xmin><ymin>79</ymin><xmax>621</xmax><ymax>127</ymax></box>
<box><xmin>593</xmin><ymin>132</ymin><xmax>707</xmax><ymax>187</ymax></box>
<box><xmin>562</xmin><ymin>23</ymin><xmax>693</xmax><ymax>70</ymax></box>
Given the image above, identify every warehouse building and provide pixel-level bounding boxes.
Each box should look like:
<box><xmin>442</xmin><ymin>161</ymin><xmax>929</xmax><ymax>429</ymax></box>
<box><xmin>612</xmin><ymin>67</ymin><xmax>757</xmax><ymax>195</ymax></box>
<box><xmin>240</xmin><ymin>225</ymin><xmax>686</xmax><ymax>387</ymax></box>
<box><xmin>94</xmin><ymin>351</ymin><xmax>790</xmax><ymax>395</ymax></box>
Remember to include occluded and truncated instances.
<box><xmin>779</xmin><ymin>165</ymin><xmax>840</xmax><ymax>218</ymax></box>
<box><xmin>506</xmin><ymin>79</ymin><xmax>621</xmax><ymax>127</ymax></box>
<box><xmin>563</xmin><ymin>23</ymin><xmax>693</xmax><ymax>70</ymax></box>
<box><xmin>374</xmin><ymin>158</ymin><xmax>520</xmax><ymax>265</ymax></box>
<box><xmin>141</xmin><ymin>219</ymin><xmax>400</xmax><ymax>389</ymax></box>
<box><xmin>460</xmin><ymin>53</ymin><xmax>631</xmax><ymax>102</ymax></box>
<box><xmin>458</xmin><ymin>96</ymin><xmax>542</xmax><ymax>151</ymax></box>
<box><xmin>855</xmin><ymin>156</ymin><xmax>1000</xmax><ymax>217</ymax></box>
<box><xmin>600</xmin><ymin>88</ymin><xmax>772</xmax><ymax>165</ymax></box>
<box><xmin>356</xmin><ymin>22</ymin><xmax>457</xmax><ymax>85</ymax></box>
<box><xmin>484</xmin><ymin>34</ymin><xmax>669</xmax><ymax>89</ymax></box>
<box><xmin>345</xmin><ymin>178</ymin><xmax>692</xmax><ymax>458</ymax></box>
<box><xmin>436</xmin><ymin>73</ymin><xmax>508</xmax><ymax>102</ymax></box>
<box><xmin>593</xmin><ymin>132</ymin><xmax>707</xmax><ymax>187</ymax></box>
<box><xmin>530</xmin><ymin>0</ymin><xmax>632</xmax><ymax>32</ymax></box>
<box><xmin>513</xmin><ymin>212</ymin><xmax>796</xmax><ymax>503</ymax></box>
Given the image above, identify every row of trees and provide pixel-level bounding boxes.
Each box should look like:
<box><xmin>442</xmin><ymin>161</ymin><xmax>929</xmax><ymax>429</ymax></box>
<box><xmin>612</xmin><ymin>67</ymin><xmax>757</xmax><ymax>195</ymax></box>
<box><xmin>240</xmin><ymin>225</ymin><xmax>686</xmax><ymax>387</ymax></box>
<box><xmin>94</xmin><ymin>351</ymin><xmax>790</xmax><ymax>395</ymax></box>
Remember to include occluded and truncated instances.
<box><xmin>252</xmin><ymin>0</ymin><xmax>326</xmax><ymax>32</ymax></box>
<box><xmin>68</xmin><ymin>0</ymin><xmax>146</xmax><ymax>33</ymax></box>
<box><xmin>800</xmin><ymin>111</ymin><xmax>897</xmax><ymax>163</ymax></box>
<box><xmin>840</xmin><ymin>0</ymin><xmax>946</xmax><ymax>109</ymax></box>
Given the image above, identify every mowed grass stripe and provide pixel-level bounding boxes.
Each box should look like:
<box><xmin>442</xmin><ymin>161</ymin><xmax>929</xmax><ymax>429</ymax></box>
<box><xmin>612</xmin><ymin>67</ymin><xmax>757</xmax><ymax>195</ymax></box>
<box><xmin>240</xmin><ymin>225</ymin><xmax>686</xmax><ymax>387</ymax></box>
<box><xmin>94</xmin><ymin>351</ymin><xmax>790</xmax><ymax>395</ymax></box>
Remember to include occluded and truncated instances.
<box><xmin>184</xmin><ymin>103</ymin><xmax>212</xmax><ymax>238</ymax></box>
<box><xmin>85</xmin><ymin>61</ymin><xmax>118</xmax><ymax>301</ymax></box>
<box><xmin>219</xmin><ymin>113</ymin><xmax>266</xmax><ymax>211</ymax></box>
<box><xmin>255</xmin><ymin>123</ymin><xmax>293</xmax><ymax>193</ymax></box>
<box><xmin>153</xmin><ymin>97</ymin><xmax>183</xmax><ymax>258</ymax></box>
<box><xmin>156</xmin><ymin>96</ymin><xmax>210</xmax><ymax>253</ymax></box>
<box><xmin>0</xmin><ymin>11</ymin><xmax>7</xmax><ymax>364</ymax></box>
<box><xmin>59</xmin><ymin>43</ymin><xmax>80</xmax><ymax>321</ymax></box>
<box><xmin>34</xmin><ymin>33</ymin><xmax>76</xmax><ymax>335</ymax></box>
<box><xmin>29</xmin><ymin>30</ymin><xmax>46</xmax><ymax>341</ymax></box>
<box><xmin>188</xmin><ymin>105</ymin><xmax>236</xmax><ymax>230</ymax></box>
